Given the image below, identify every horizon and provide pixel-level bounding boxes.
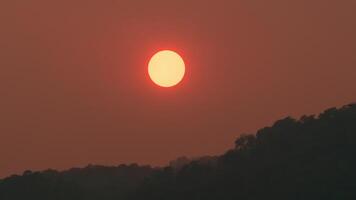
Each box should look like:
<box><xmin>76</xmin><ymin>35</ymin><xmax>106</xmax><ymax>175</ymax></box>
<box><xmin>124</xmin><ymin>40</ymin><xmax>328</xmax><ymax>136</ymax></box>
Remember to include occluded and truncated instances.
<box><xmin>1</xmin><ymin>102</ymin><xmax>354</xmax><ymax>179</ymax></box>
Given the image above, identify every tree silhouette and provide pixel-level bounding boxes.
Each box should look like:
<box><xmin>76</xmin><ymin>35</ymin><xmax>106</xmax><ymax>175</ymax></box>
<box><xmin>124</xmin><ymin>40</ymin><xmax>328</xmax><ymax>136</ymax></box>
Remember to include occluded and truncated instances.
<box><xmin>1</xmin><ymin>103</ymin><xmax>356</xmax><ymax>200</ymax></box>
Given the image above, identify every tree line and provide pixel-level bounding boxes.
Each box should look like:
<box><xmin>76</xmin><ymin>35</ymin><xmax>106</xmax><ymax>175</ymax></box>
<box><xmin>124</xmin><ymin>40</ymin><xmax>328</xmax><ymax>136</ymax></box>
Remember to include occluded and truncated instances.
<box><xmin>1</xmin><ymin>104</ymin><xmax>355</xmax><ymax>200</ymax></box>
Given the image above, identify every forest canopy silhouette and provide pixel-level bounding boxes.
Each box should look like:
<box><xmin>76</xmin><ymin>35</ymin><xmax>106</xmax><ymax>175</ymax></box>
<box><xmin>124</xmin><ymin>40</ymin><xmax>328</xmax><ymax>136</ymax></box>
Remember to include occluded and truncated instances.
<box><xmin>1</xmin><ymin>103</ymin><xmax>355</xmax><ymax>200</ymax></box>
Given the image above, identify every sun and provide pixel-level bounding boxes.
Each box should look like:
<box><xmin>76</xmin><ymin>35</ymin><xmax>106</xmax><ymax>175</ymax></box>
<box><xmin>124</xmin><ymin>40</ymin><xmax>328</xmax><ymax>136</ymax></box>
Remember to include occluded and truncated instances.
<box><xmin>148</xmin><ymin>50</ymin><xmax>185</xmax><ymax>87</ymax></box>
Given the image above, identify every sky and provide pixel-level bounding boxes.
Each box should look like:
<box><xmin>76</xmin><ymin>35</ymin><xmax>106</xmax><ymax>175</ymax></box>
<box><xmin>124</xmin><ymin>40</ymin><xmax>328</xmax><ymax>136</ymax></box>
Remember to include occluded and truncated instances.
<box><xmin>1</xmin><ymin>0</ymin><xmax>356</xmax><ymax>178</ymax></box>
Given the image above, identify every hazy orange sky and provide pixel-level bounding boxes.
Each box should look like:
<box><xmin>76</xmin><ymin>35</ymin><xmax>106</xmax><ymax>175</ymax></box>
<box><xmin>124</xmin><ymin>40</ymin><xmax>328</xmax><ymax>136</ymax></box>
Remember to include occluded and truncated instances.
<box><xmin>1</xmin><ymin>0</ymin><xmax>356</xmax><ymax>177</ymax></box>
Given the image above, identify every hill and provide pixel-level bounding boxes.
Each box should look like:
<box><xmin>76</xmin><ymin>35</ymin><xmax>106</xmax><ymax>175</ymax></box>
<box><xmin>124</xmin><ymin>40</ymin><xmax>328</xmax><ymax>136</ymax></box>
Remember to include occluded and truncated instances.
<box><xmin>1</xmin><ymin>104</ymin><xmax>356</xmax><ymax>200</ymax></box>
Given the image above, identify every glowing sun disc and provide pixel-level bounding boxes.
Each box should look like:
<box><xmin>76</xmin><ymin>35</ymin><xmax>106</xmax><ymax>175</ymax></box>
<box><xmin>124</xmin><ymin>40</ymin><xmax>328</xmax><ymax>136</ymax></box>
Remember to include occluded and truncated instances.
<box><xmin>148</xmin><ymin>50</ymin><xmax>185</xmax><ymax>87</ymax></box>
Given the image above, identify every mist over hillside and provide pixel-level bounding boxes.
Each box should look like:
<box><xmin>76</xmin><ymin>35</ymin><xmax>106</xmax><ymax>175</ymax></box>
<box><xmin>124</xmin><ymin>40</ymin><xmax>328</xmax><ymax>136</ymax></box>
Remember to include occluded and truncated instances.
<box><xmin>1</xmin><ymin>103</ymin><xmax>356</xmax><ymax>200</ymax></box>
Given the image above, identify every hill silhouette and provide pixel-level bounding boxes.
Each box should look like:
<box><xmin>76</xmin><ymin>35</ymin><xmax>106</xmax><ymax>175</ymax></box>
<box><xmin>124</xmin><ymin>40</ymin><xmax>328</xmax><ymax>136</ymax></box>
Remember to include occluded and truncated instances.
<box><xmin>1</xmin><ymin>104</ymin><xmax>356</xmax><ymax>200</ymax></box>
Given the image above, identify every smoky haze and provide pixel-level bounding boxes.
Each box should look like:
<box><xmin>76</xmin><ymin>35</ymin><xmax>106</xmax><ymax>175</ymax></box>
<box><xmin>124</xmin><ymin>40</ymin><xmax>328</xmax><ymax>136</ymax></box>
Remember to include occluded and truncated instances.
<box><xmin>0</xmin><ymin>0</ymin><xmax>356</xmax><ymax>177</ymax></box>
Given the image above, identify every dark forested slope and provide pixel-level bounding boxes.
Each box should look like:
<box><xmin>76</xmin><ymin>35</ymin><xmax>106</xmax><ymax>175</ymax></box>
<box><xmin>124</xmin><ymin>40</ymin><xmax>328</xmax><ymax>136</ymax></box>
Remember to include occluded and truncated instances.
<box><xmin>1</xmin><ymin>104</ymin><xmax>356</xmax><ymax>200</ymax></box>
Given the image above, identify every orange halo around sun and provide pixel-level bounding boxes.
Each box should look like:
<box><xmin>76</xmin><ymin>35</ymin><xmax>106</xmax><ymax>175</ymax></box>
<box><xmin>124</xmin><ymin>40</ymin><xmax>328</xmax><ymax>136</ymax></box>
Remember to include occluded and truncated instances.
<box><xmin>148</xmin><ymin>50</ymin><xmax>185</xmax><ymax>87</ymax></box>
